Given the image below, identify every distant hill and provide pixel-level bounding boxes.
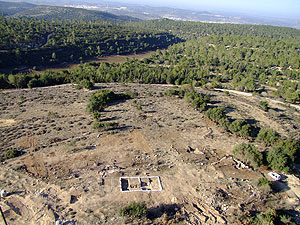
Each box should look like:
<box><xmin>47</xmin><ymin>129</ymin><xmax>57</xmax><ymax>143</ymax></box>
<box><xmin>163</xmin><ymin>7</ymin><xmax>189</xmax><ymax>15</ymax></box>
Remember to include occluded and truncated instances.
<box><xmin>0</xmin><ymin>1</ymin><xmax>140</xmax><ymax>22</ymax></box>
<box><xmin>0</xmin><ymin>1</ymin><xmax>35</xmax><ymax>16</ymax></box>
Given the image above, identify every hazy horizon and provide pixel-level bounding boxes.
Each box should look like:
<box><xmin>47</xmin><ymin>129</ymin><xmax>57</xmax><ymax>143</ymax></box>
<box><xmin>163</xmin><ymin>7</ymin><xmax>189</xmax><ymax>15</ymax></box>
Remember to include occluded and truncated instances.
<box><xmin>2</xmin><ymin>0</ymin><xmax>300</xmax><ymax>22</ymax></box>
<box><xmin>114</xmin><ymin>0</ymin><xmax>299</xmax><ymax>19</ymax></box>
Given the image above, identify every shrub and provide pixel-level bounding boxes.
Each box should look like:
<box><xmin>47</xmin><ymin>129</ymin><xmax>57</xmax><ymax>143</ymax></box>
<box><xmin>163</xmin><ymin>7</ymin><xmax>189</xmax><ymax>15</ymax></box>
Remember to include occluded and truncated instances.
<box><xmin>125</xmin><ymin>90</ymin><xmax>138</xmax><ymax>98</ymax></box>
<box><xmin>256</xmin><ymin>128</ymin><xmax>280</xmax><ymax>146</ymax></box>
<box><xmin>93</xmin><ymin>112</ymin><xmax>101</xmax><ymax>121</ymax></box>
<box><xmin>119</xmin><ymin>201</ymin><xmax>147</xmax><ymax>218</ymax></box>
<box><xmin>164</xmin><ymin>88</ymin><xmax>180</xmax><ymax>97</ymax></box>
<box><xmin>266</xmin><ymin>147</ymin><xmax>290</xmax><ymax>173</ymax></box>
<box><xmin>87</xmin><ymin>90</ymin><xmax>128</xmax><ymax>112</ymax></box>
<box><xmin>218</xmin><ymin>117</ymin><xmax>230</xmax><ymax>130</ymax></box>
<box><xmin>233</xmin><ymin>143</ymin><xmax>263</xmax><ymax>169</ymax></box>
<box><xmin>256</xmin><ymin>177</ymin><xmax>272</xmax><ymax>193</ymax></box>
<box><xmin>205</xmin><ymin>107</ymin><xmax>227</xmax><ymax>123</ymax></box>
<box><xmin>27</xmin><ymin>78</ymin><xmax>41</xmax><ymax>88</ymax></box>
<box><xmin>78</xmin><ymin>79</ymin><xmax>94</xmax><ymax>90</ymax></box>
<box><xmin>229</xmin><ymin>119</ymin><xmax>247</xmax><ymax>133</ymax></box>
<box><xmin>184</xmin><ymin>91</ymin><xmax>210</xmax><ymax>112</ymax></box>
<box><xmin>255</xmin><ymin>208</ymin><xmax>277</xmax><ymax>225</ymax></box>
<box><xmin>245</xmin><ymin>208</ymin><xmax>295</xmax><ymax>225</ymax></box>
<box><xmin>259</xmin><ymin>101</ymin><xmax>269</xmax><ymax>111</ymax></box>
<box><xmin>4</xmin><ymin>149</ymin><xmax>19</xmax><ymax>160</ymax></box>
<box><xmin>92</xmin><ymin>122</ymin><xmax>118</xmax><ymax>130</ymax></box>
<box><xmin>276</xmin><ymin>139</ymin><xmax>300</xmax><ymax>163</ymax></box>
<box><xmin>239</xmin><ymin>124</ymin><xmax>253</xmax><ymax>138</ymax></box>
<box><xmin>280</xmin><ymin>214</ymin><xmax>292</xmax><ymax>224</ymax></box>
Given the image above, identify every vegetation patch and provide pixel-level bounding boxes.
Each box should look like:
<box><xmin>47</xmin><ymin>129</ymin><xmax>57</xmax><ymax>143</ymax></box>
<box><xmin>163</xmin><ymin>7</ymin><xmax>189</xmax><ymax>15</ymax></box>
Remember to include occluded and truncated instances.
<box><xmin>4</xmin><ymin>149</ymin><xmax>20</xmax><ymax>160</ymax></box>
<box><xmin>256</xmin><ymin>177</ymin><xmax>273</xmax><ymax>193</ymax></box>
<box><xmin>119</xmin><ymin>201</ymin><xmax>148</xmax><ymax>218</ymax></box>
<box><xmin>233</xmin><ymin>143</ymin><xmax>263</xmax><ymax>169</ymax></box>
<box><xmin>87</xmin><ymin>90</ymin><xmax>132</xmax><ymax>113</ymax></box>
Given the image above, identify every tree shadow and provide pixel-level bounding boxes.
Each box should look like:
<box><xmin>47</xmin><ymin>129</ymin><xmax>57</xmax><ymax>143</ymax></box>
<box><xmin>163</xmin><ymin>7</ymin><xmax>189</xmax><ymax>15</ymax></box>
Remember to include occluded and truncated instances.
<box><xmin>63</xmin><ymin>220</ymin><xmax>76</xmax><ymax>225</ymax></box>
<box><xmin>244</xmin><ymin>118</ymin><xmax>258</xmax><ymax>126</ymax></box>
<box><xmin>101</xmin><ymin>116</ymin><xmax>118</xmax><ymax>122</ymax></box>
<box><xmin>145</xmin><ymin>110</ymin><xmax>156</xmax><ymax>113</ymax></box>
<box><xmin>271</xmin><ymin>108</ymin><xmax>285</xmax><ymax>113</ymax></box>
<box><xmin>92</xmin><ymin>85</ymin><xmax>103</xmax><ymax>90</ymax></box>
<box><xmin>108</xmin><ymin>99</ymin><xmax>128</xmax><ymax>107</ymax></box>
<box><xmin>6</xmin><ymin>191</ymin><xmax>24</xmax><ymax>197</ymax></box>
<box><xmin>224</xmin><ymin>106</ymin><xmax>235</xmax><ymax>113</ymax></box>
<box><xmin>104</xmin><ymin>109</ymin><xmax>128</xmax><ymax>113</ymax></box>
<box><xmin>272</xmin><ymin>181</ymin><xmax>291</xmax><ymax>193</ymax></box>
<box><xmin>147</xmin><ymin>203</ymin><xmax>183</xmax><ymax>220</ymax></box>
<box><xmin>106</xmin><ymin>125</ymin><xmax>134</xmax><ymax>132</ymax></box>
<box><xmin>210</xmin><ymin>100</ymin><xmax>222</xmax><ymax>105</ymax></box>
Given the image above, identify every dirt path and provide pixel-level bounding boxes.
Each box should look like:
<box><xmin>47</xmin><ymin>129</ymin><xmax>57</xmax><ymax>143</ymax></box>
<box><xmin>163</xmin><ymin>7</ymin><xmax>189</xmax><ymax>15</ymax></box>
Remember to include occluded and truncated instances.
<box><xmin>214</xmin><ymin>88</ymin><xmax>300</xmax><ymax>111</ymax></box>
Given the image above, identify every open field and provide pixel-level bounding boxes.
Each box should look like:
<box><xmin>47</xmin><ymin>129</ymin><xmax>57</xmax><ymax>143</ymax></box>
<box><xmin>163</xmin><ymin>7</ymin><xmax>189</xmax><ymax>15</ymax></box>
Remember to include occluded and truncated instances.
<box><xmin>38</xmin><ymin>51</ymin><xmax>155</xmax><ymax>73</ymax></box>
<box><xmin>0</xmin><ymin>83</ymin><xmax>300</xmax><ymax>224</ymax></box>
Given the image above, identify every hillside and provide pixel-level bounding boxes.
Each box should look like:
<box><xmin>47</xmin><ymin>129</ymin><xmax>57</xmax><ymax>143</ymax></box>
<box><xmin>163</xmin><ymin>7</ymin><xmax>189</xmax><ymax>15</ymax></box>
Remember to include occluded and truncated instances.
<box><xmin>130</xmin><ymin>18</ymin><xmax>300</xmax><ymax>40</ymax></box>
<box><xmin>0</xmin><ymin>83</ymin><xmax>299</xmax><ymax>224</ymax></box>
<box><xmin>0</xmin><ymin>1</ymin><xmax>139</xmax><ymax>22</ymax></box>
<box><xmin>0</xmin><ymin>18</ymin><xmax>181</xmax><ymax>70</ymax></box>
<box><xmin>0</xmin><ymin>1</ymin><xmax>35</xmax><ymax>16</ymax></box>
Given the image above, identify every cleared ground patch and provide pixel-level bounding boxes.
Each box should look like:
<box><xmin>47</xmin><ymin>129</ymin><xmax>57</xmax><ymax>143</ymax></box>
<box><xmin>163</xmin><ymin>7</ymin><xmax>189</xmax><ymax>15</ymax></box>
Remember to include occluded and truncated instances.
<box><xmin>0</xmin><ymin>83</ymin><xmax>299</xmax><ymax>224</ymax></box>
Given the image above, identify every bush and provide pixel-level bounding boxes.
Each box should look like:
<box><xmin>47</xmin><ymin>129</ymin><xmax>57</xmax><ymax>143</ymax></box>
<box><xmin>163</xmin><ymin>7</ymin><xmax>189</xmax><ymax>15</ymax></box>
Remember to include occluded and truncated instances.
<box><xmin>256</xmin><ymin>128</ymin><xmax>280</xmax><ymax>146</ymax></box>
<box><xmin>205</xmin><ymin>107</ymin><xmax>231</xmax><ymax>129</ymax></box>
<box><xmin>218</xmin><ymin>117</ymin><xmax>231</xmax><ymax>130</ymax></box>
<box><xmin>184</xmin><ymin>91</ymin><xmax>210</xmax><ymax>112</ymax></box>
<box><xmin>77</xmin><ymin>79</ymin><xmax>94</xmax><ymax>90</ymax></box>
<box><xmin>239</xmin><ymin>124</ymin><xmax>253</xmax><ymax>138</ymax></box>
<box><xmin>259</xmin><ymin>101</ymin><xmax>269</xmax><ymax>111</ymax></box>
<box><xmin>92</xmin><ymin>122</ymin><xmax>118</xmax><ymax>130</ymax></box>
<box><xmin>205</xmin><ymin>107</ymin><xmax>227</xmax><ymax>123</ymax></box>
<box><xmin>4</xmin><ymin>149</ymin><xmax>19</xmax><ymax>160</ymax></box>
<box><xmin>276</xmin><ymin>139</ymin><xmax>300</xmax><ymax>163</ymax></box>
<box><xmin>229</xmin><ymin>119</ymin><xmax>247</xmax><ymax>133</ymax></box>
<box><xmin>254</xmin><ymin>208</ymin><xmax>277</xmax><ymax>225</ymax></box>
<box><xmin>256</xmin><ymin>177</ymin><xmax>272</xmax><ymax>193</ymax></box>
<box><xmin>27</xmin><ymin>78</ymin><xmax>41</xmax><ymax>88</ymax></box>
<box><xmin>93</xmin><ymin>112</ymin><xmax>101</xmax><ymax>121</ymax></box>
<box><xmin>87</xmin><ymin>90</ymin><xmax>130</xmax><ymax>113</ymax></box>
<box><xmin>119</xmin><ymin>201</ymin><xmax>147</xmax><ymax>218</ymax></box>
<box><xmin>266</xmin><ymin>147</ymin><xmax>290</xmax><ymax>173</ymax></box>
<box><xmin>229</xmin><ymin>120</ymin><xmax>254</xmax><ymax>137</ymax></box>
<box><xmin>233</xmin><ymin>143</ymin><xmax>263</xmax><ymax>169</ymax></box>
<box><xmin>125</xmin><ymin>90</ymin><xmax>139</xmax><ymax>98</ymax></box>
<box><xmin>165</xmin><ymin>87</ymin><xmax>210</xmax><ymax>112</ymax></box>
<box><xmin>245</xmin><ymin>208</ymin><xmax>296</xmax><ymax>225</ymax></box>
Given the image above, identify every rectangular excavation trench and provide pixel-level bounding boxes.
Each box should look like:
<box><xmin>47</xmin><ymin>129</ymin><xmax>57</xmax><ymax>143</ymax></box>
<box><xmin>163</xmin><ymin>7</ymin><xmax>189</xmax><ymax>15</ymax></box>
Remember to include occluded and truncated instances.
<box><xmin>120</xmin><ymin>176</ymin><xmax>163</xmax><ymax>192</ymax></box>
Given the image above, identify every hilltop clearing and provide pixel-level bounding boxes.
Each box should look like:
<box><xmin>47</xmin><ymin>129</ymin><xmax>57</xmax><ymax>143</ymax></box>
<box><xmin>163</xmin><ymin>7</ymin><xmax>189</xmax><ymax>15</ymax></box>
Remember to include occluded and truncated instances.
<box><xmin>0</xmin><ymin>83</ymin><xmax>299</xmax><ymax>224</ymax></box>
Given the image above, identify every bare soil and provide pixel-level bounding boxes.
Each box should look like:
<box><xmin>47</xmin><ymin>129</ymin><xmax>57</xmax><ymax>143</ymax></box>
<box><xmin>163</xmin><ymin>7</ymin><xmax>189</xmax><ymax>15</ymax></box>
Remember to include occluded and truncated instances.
<box><xmin>40</xmin><ymin>51</ymin><xmax>155</xmax><ymax>72</ymax></box>
<box><xmin>0</xmin><ymin>83</ymin><xmax>299</xmax><ymax>225</ymax></box>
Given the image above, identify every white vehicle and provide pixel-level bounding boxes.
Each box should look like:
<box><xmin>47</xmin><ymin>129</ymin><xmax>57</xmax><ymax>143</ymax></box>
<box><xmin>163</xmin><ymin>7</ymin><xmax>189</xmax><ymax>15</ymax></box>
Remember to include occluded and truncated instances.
<box><xmin>268</xmin><ymin>172</ymin><xmax>281</xmax><ymax>181</ymax></box>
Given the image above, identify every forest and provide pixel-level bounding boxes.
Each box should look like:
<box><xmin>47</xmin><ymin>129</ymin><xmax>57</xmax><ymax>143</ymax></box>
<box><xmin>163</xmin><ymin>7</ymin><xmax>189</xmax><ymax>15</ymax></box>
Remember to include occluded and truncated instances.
<box><xmin>0</xmin><ymin>17</ymin><xmax>299</xmax><ymax>104</ymax></box>
<box><xmin>0</xmin><ymin>17</ymin><xmax>181</xmax><ymax>68</ymax></box>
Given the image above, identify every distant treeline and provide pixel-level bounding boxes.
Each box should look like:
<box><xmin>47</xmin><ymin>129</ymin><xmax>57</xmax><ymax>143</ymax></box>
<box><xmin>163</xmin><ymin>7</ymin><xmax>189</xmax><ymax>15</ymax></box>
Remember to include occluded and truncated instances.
<box><xmin>0</xmin><ymin>17</ymin><xmax>182</xmax><ymax>68</ymax></box>
<box><xmin>1</xmin><ymin>33</ymin><xmax>299</xmax><ymax>103</ymax></box>
<box><xmin>0</xmin><ymin>18</ymin><xmax>299</xmax><ymax>104</ymax></box>
<box><xmin>130</xmin><ymin>18</ymin><xmax>300</xmax><ymax>40</ymax></box>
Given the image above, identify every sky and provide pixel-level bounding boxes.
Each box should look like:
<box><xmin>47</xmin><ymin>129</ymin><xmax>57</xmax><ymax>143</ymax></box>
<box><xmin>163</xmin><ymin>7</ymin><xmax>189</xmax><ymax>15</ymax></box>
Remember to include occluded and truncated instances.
<box><xmin>116</xmin><ymin>0</ymin><xmax>300</xmax><ymax>18</ymax></box>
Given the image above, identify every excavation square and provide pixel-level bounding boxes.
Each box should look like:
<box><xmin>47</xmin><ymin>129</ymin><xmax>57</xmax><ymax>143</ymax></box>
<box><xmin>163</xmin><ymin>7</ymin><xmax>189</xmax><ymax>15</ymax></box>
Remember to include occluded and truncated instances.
<box><xmin>120</xmin><ymin>176</ymin><xmax>162</xmax><ymax>192</ymax></box>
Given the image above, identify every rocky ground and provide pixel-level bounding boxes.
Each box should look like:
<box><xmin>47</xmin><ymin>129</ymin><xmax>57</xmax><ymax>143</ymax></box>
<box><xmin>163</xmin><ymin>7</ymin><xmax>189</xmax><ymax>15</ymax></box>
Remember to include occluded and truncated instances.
<box><xmin>0</xmin><ymin>83</ymin><xmax>299</xmax><ymax>224</ymax></box>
